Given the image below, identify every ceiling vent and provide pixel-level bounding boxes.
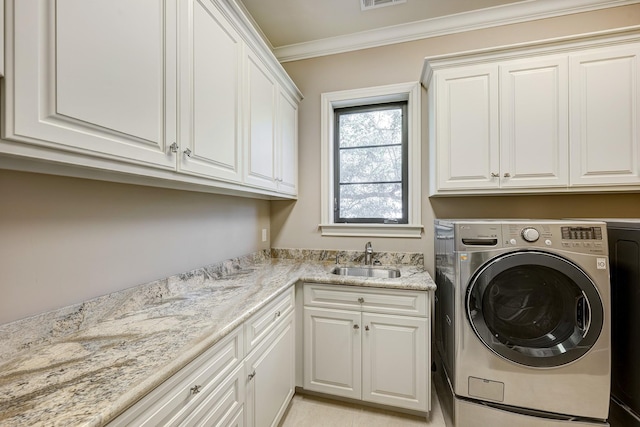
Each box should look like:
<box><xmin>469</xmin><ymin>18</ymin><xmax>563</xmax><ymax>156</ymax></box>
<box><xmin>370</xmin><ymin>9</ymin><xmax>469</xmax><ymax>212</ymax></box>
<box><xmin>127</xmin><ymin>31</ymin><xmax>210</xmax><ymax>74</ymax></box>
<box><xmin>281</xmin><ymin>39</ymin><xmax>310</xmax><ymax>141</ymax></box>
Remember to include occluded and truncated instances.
<box><xmin>361</xmin><ymin>0</ymin><xmax>406</xmax><ymax>11</ymax></box>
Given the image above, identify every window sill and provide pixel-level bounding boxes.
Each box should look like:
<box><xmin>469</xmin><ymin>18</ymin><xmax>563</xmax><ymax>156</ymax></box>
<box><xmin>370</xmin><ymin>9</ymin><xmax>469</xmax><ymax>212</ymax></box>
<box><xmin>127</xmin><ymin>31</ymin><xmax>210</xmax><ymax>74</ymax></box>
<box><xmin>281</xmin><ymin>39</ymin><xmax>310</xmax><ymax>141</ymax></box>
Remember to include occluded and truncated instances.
<box><xmin>319</xmin><ymin>223</ymin><xmax>424</xmax><ymax>238</ymax></box>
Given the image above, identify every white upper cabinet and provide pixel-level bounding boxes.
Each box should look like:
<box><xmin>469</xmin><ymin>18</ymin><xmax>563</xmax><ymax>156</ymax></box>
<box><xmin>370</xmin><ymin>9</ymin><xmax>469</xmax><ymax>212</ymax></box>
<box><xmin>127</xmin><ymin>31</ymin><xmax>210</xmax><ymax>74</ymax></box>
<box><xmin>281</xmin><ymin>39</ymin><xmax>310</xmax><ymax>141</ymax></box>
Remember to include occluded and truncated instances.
<box><xmin>433</xmin><ymin>57</ymin><xmax>568</xmax><ymax>192</ymax></box>
<box><xmin>243</xmin><ymin>49</ymin><xmax>300</xmax><ymax>196</ymax></box>
<box><xmin>4</xmin><ymin>0</ymin><xmax>176</xmax><ymax>169</ymax></box>
<box><xmin>177</xmin><ymin>0</ymin><xmax>243</xmax><ymax>183</ymax></box>
<box><xmin>499</xmin><ymin>56</ymin><xmax>569</xmax><ymax>188</ymax></box>
<box><xmin>423</xmin><ymin>29</ymin><xmax>640</xmax><ymax>196</ymax></box>
<box><xmin>276</xmin><ymin>89</ymin><xmax>299</xmax><ymax>195</ymax></box>
<box><xmin>2</xmin><ymin>0</ymin><xmax>301</xmax><ymax>199</ymax></box>
<box><xmin>433</xmin><ymin>65</ymin><xmax>499</xmax><ymax>190</ymax></box>
<box><xmin>244</xmin><ymin>49</ymin><xmax>278</xmax><ymax>190</ymax></box>
<box><xmin>569</xmin><ymin>44</ymin><xmax>640</xmax><ymax>186</ymax></box>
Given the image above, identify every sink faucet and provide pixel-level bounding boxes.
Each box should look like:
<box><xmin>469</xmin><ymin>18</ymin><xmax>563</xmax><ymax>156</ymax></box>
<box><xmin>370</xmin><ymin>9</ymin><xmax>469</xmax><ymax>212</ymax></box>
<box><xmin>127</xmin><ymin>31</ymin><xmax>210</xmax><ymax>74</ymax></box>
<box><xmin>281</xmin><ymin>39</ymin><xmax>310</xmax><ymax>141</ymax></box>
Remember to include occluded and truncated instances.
<box><xmin>364</xmin><ymin>241</ymin><xmax>373</xmax><ymax>265</ymax></box>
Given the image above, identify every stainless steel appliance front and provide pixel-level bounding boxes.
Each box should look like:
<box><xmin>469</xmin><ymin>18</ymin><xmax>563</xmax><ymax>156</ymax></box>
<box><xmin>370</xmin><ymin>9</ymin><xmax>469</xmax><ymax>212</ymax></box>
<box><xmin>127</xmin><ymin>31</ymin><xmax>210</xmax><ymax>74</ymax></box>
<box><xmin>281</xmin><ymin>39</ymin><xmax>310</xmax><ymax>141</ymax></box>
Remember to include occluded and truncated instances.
<box><xmin>434</xmin><ymin>220</ymin><xmax>611</xmax><ymax>425</ymax></box>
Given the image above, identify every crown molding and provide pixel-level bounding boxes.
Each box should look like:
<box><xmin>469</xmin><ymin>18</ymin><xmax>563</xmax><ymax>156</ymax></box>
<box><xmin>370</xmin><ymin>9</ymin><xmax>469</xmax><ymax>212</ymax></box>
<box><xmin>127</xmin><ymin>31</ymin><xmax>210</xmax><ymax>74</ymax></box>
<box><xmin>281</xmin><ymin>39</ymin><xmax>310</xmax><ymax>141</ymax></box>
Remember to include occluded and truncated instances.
<box><xmin>274</xmin><ymin>0</ymin><xmax>640</xmax><ymax>62</ymax></box>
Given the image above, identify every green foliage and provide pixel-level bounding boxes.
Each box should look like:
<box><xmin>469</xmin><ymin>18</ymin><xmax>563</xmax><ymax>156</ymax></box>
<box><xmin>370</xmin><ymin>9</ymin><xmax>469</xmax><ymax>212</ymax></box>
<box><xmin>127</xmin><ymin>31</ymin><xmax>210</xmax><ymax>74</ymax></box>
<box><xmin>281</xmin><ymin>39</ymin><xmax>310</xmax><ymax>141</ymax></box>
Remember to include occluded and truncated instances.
<box><xmin>337</xmin><ymin>107</ymin><xmax>404</xmax><ymax>219</ymax></box>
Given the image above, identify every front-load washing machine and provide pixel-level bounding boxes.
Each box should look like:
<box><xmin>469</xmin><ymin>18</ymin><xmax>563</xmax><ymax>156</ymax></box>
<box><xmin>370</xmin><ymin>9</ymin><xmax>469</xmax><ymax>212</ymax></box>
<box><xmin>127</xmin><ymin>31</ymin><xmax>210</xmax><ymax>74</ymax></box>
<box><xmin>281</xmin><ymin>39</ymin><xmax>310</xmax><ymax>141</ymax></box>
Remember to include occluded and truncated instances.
<box><xmin>434</xmin><ymin>220</ymin><xmax>610</xmax><ymax>426</ymax></box>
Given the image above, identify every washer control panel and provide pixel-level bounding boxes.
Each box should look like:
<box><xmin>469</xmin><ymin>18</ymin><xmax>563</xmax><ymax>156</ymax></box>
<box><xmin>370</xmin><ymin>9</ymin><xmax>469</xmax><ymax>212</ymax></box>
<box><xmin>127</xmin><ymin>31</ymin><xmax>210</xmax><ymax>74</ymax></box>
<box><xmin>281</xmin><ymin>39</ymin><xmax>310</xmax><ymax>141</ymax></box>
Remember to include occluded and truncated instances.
<box><xmin>453</xmin><ymin>221</ymin><xmax>607</xmax><ymax>255</ymax></box>
<box><xmin>502</xmin><ymin>223</ymin><xmax>606</xmax><ymax>254</ymax></box>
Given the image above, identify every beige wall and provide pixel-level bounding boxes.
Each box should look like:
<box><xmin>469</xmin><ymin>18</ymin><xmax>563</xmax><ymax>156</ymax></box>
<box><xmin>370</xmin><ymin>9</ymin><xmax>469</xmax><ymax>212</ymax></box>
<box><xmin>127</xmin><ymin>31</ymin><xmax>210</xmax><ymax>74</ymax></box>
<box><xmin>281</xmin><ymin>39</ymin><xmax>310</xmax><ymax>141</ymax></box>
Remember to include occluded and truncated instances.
<box><xmin>0</xmin><ymin>170</ymin><xmax>271</xmax><ymax>324</ymax></box>
<box><xmin>272</xmin><ymin>4</ymin><xmax>640</xmax><ymax>273</ymax></box>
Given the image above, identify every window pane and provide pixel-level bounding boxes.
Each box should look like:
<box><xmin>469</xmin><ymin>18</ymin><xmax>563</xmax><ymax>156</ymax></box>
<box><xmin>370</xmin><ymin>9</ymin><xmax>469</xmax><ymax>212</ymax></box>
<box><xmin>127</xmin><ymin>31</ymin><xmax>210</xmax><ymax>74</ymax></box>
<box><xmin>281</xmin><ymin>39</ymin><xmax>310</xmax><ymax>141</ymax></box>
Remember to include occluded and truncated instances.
<box><xmin>339</xmin><ymin>108</ymin><xmax>402</xmax><ymax>148</ymax></box>
<box><xmin>339</xmin><ymin>183</ymin><xmax>403</xmax><ymax>219</ymax></box>
<box><xmin>340</xmin><ymin>146</ymin><xmax>402</xmax><ymax>183</ymax></box>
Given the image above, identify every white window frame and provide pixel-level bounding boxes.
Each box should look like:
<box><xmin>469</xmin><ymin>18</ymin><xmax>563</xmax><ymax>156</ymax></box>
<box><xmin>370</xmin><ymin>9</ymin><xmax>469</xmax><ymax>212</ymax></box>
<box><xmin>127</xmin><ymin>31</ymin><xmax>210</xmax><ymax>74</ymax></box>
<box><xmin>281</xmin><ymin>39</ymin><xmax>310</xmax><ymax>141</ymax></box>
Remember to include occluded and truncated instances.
<box><xmin>319</xmin><ymin>82</ymin><xmax>423</xmax><ymax>238</ymax></box>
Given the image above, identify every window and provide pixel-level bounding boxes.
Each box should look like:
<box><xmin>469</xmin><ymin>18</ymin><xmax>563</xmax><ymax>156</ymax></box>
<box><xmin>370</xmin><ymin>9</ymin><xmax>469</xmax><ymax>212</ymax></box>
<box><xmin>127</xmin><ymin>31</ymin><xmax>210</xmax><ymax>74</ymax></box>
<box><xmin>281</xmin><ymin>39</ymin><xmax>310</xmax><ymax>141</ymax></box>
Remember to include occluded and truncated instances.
<box><xmin>320</xmin><ymin>82</ymin><xmax>422</xmax><ymax>238</ymax></box>
<box><xmin>334</xmin><ymin>102</ymin><xmax>408</xmax><ymax>224</ymax></box>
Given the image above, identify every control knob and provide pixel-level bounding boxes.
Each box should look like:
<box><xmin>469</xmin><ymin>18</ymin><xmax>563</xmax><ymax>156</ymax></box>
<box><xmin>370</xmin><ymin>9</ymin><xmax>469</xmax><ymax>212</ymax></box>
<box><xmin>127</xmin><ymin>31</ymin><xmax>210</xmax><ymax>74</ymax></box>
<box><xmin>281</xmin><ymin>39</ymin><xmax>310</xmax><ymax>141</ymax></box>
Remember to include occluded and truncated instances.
<box><xmin>521</xmin><ymin>227</ymin><xmax>540</xmax><ymax>242</ymax></box>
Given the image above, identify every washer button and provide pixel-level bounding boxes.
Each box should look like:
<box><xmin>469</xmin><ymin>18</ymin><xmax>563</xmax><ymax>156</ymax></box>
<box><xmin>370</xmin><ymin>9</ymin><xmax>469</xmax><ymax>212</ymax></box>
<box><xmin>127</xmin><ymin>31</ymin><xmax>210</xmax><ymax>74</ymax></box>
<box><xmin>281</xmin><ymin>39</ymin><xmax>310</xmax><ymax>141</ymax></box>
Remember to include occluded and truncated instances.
<box><xmin>509</xmin><ymin>239</ymin><xmax>517</xmax><ymax>245</ymax></box>
<box><xmin>545</xmin><ymin>239</ymin><xmax>552</xmax><ymax>246</ymax></box>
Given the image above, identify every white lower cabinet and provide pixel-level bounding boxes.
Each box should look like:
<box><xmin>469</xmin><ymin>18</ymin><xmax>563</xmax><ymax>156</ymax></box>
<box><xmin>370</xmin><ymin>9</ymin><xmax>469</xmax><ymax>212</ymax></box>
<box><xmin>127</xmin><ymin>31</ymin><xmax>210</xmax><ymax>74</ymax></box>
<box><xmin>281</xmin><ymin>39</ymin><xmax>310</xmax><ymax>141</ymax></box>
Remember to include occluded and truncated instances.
<box><xmin>108</xmin><ymin>326</ymin><xmax>244</xmax><ymax>426</ymax></box>
<box><xmin>245</xmin><ymin>311</ymin><xmax>295</xmax><ymax>427</ymax></box>
<box><xmin>304</xmin><ymin>307</ymin><xmax>362</xmax><ymax>400</ymax></box>
<box><xmin>362</xmin><ymin>313</ymin><xmax>428</xmax><ymax>411</ymax></box>
<box><xmin>303</xmin><ymin>284</ymin><xmax>430</xmax><ymax>413</ymax></box>
<box><xmin>109</xmin><ymin>287</ymin><xmax>295</xmax><ymax>427</ymax></box>
<box><xmin>180</xmin><ymin>364</ymin><xmax>245</xmax><ymax>427</ymax></box>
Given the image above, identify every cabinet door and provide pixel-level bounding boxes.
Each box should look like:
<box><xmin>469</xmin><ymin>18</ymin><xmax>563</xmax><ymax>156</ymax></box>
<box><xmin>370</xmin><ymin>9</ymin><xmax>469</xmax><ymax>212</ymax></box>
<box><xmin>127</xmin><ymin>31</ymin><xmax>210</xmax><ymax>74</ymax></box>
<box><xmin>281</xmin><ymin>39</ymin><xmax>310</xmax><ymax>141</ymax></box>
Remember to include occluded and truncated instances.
<box><xmin>434</xmin><ymin>65</ymin><xmax>499</xmax><ymax>190</ymax></box>
<box><xmin>500</xmin><ymin>56</ymin><xmax>569</xmax><ymax>188</ymax></box>
<box><xmin>362</xmin><ymin>313</ymin><xmax>428</xmax><ymax>412</ymax></box>
<box><xmin>180</xmin><ymin>364</ymin><xmax>245</xmax><ymax>427</ymax></box>
<box><xmin>245</xmin><ymin>287</ymin><xmax>295</xmax><ymax>355</ymax></box>
<box><xmin>569</xmin><ymin>44</ymin><xmax>640</xmax><ymax>186</ymax></box>
<box><xmin>244</xmin><ymin>49</ymin><xmax>277</xmax><ymax>190</ymax></box>
<box><xmin>177</xmin><ymin>0</ymin><xmax>243</xmax><ymax>182</ymax></box>
<box><xmin>245</xmin><ymin>312</ymin><xmax>295</xmax><ymax>427</ymax></box>
<box><xmin>276</xmin><ymin>89</ymin><xmax>298</xmax><ymax>195</ymax></box>
<box><xmin>4</xmin><ymin>0</ymin><xmax>176</xmax><ymax>169</ymax></box>
<box><xmin>303</xmin><ymin>307</ymin><xmax>361</xmax><ymax>400</ymax></box>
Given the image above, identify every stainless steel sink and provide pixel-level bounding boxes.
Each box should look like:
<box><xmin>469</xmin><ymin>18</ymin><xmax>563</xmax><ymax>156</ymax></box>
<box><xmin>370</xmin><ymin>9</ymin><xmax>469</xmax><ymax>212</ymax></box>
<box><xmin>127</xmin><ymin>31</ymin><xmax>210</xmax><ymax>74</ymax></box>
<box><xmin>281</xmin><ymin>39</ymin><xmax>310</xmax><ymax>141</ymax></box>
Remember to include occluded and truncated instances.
<box><xmin>330</xmin><ymin>266</ymin><xmax>401</xmax><ymax>279</ymax></box>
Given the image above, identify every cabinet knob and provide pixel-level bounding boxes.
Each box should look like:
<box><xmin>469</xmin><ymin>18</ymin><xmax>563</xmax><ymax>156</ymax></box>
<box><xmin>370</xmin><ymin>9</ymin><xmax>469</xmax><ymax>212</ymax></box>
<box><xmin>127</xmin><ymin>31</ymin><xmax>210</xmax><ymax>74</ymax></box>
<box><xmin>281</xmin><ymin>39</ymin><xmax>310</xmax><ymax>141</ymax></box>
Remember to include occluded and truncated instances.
<box><xmin>169</xmin><ymin>142</ymin><xmax>179</xmax><ymax>154</ymax></box>
<box><xmin>248</xmin><ymin>370</ymin><xmax>256</xmax><ymax>381</ymax></box>
<box><xmin>353</xmin><ymin>324</ymin><xmax>360</xmax><ymax>330</ymax></box>
<box><xmin>275</xmin><ymin>310</ymin><xmax>281</xmax><ymax>318</ymax></box>
<box><xmin>358</xmin><ymin>297</ymin><xmax>365</xmax><ymax>303</ymax></box>
<box><xmin>490</xmin><ymin>172</ymin><xmax>499</xmax><ymax>178</ymax></box>
<box><xmin>503</xmin><ymin>172</ymin><xmax>511</xmax><ymax>178</ymax></box>
<box><xmin>184</xmin><ymin>148</ymin><xmax>192</xmax><ymax>157</ymax></box>
<box><xmin>365</xmin><ymin>325</ymin><xmax>370</xmax><ymax>331</ymax></box>
<box><xmin>190</xmin><ymin>385</ymin><xmax>202</xmax><ymax>395</ymax></box>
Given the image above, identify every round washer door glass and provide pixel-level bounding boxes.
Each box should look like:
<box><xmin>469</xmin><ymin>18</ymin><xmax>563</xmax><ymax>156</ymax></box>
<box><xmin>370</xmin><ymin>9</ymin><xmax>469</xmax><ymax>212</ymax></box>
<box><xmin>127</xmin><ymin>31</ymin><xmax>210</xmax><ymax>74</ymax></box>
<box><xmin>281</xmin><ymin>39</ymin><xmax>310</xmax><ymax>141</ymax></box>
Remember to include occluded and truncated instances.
<box><xmin>467</xmin><ymin>250</ymin><xmax>604</xmax><ymax>367</ymax></box>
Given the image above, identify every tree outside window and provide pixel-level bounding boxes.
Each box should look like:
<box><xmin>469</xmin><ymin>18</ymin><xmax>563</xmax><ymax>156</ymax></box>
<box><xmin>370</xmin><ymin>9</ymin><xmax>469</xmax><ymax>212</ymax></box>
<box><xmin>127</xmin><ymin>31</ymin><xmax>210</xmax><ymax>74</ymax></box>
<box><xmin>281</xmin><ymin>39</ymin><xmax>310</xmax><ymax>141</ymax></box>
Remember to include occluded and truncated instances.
<box><xmin>334</xmin><ymin>102</ymin><xmax>408</xmax><ymax>224</ymax></box>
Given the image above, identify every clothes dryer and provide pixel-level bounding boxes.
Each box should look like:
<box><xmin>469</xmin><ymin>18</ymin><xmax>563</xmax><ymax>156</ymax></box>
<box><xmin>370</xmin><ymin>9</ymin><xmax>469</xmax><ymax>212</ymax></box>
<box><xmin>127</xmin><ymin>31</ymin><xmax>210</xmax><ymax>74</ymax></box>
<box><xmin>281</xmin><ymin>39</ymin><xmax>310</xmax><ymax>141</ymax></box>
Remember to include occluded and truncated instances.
<box><xmin>605</xmin><ymin>220</ymin><xmax>640</xmax><ymax>427</ymax></box>
<box><xmin>434</xmin><ymin>220</ymin><xmax>611</xmax><ymax>426</ymax></box>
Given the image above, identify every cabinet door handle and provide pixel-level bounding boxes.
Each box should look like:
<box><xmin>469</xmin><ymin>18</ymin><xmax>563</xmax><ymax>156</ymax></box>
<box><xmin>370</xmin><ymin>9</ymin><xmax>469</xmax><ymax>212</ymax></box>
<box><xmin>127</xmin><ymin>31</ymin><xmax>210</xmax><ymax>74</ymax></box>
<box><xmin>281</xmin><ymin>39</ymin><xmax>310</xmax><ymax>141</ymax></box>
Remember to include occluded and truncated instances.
<box><xmin>503</xmin><ymin>172</ymin><xmax>511</xmax><ymax>178</ymax></box>
<box><xmin>353</xmin><ymin>324</ymin><xmax>360</xmax><ymax>330</ymax></box>
<box><xmin>184</xmin><ymin>148</ymin><xmax>192</xmax><ymax>157</ymax></box>
<box><xmin>365</xmin><ymin>325</ymin><xmax>370</xmax><ymax>331</ymax></box>
<box><xmin>490</xmin><ymin>172</ymin><xmax>499</xmax><ymax>178</ymax></box>
<box><xmin>358</xmin><ymin>297</ymin><xmax>365</xmax><ymax>303</ymax></box>
<box><xmin>169</xmin><ymin>142</ymin><xmax>179</xmax><ymax>154</ymax></box>
<box><xmin>190</xmin><ymin>385</ymin><xmax>202</xmax><ymax>395</ymax></box>
<box><xmin>275</xmin><ymin>310</ymin><xmax>281</xmax><ymax>318</ymax></box>
<box><xmin>248</xmin><ymin>370</ymin><xmax>256</xmax><ymax>381</ymax></box>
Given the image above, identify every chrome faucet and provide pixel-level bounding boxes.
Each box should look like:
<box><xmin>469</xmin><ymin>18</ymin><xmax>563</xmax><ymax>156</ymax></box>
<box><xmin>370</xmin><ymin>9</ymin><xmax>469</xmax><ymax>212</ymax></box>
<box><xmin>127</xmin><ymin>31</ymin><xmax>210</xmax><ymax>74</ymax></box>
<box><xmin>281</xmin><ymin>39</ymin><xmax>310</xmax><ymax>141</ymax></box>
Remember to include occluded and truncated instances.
<box><xmin>364</xmin><ymin>241</ymin><xmax>373</xmax><ymax>266</ymax></box>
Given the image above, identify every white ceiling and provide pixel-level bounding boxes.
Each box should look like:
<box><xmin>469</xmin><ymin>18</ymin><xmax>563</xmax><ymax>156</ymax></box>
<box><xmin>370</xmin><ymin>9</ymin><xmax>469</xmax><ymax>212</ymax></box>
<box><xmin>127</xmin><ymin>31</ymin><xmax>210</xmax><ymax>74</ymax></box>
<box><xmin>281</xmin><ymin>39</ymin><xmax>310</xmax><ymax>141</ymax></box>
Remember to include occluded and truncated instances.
<box><xmin>235</xmin><ymin>0</ymin><xmax>639</xmax><ymax>61</ymax></box>
<box><xmin>237</xmin><ymin>0</ymin><xmax>524</xmax><ymax>48</ymax></box>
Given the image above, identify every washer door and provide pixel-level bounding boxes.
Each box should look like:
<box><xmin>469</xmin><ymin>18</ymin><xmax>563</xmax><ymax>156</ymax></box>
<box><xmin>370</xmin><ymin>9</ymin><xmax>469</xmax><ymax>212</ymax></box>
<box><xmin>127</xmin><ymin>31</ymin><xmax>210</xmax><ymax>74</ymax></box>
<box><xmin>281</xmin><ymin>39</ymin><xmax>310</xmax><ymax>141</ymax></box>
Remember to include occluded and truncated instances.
<box><xmin>466</xmin><ymin>250</ymin><xmax>604</xmax><ymax>367</ymax></box>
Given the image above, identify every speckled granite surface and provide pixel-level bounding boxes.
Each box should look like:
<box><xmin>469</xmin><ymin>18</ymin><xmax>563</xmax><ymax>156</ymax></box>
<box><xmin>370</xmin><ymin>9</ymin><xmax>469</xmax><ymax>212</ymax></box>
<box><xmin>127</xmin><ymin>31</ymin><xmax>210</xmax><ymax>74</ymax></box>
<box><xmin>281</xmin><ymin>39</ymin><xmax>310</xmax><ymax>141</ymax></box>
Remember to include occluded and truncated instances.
<box><xmin>0</xmin><ymin>250</ymin><xmax>434</xmax><ymax>426</ymax></box>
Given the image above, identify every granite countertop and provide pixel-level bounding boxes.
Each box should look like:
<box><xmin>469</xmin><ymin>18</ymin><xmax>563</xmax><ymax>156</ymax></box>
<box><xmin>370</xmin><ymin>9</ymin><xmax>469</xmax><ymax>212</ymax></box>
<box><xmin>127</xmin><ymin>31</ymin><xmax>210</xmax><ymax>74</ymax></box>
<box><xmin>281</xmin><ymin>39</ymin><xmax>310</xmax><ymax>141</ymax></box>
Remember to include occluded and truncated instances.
<box><xmin>0</xmin><ymin>251</ymin><xmax>435</xmax><ymax>426</ymax></box>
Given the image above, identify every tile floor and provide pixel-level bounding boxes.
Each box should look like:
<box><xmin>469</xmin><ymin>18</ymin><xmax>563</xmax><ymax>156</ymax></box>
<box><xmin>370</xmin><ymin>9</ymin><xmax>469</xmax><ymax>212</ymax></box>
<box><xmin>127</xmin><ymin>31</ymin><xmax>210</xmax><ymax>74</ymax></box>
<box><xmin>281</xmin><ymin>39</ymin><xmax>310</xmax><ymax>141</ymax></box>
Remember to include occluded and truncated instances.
<box><xmin>279</xmin><ymin>386</ymin><xmax>447</xmax><ymax>427</ymax></box>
